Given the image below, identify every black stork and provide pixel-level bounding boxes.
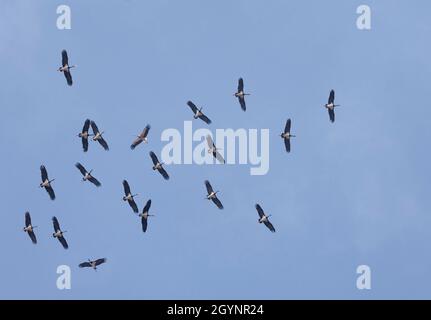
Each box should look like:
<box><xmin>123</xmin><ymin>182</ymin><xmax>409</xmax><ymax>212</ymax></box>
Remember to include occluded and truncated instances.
<box><xmin>58</xmin><ymin>50</ymin><xmax>75</xmax><ymax>86</ymax></box>
<box><xmin>52</xmin><ymin>216</ymin><xmax>69</xmax><ymax>249</ymax></box>
<box><xmin>75</xmin><ymin>162</ymin><xmax>102</xmax><ymax>187</ymax></box>
<box><xmin>122</xmin><ymin>180</ymin><xmax>139</xmax><ymax>213</ymax></box>
<box><xmin>204</xmin><ymin>180</ymin><xmax>223</xmax><ymax>210</ymax></box>
<box><xmin>90</xmin><ymin>120</ymin><xmax>109</xmax><ymax>151</ymax></box>
<box><xmin>280</xmin><ymin>118</ymin><xmax>295</xmax><ymax>153</ymax></box>
<box><xmin>255</xmin><ymin>204</ymin><xmax>275</xmax><ymax>233</ymax></box>
<box><xmin>206</xmin><ymin>135</ymin><xmax>225</xmax><ymax>164</ymax></box>
<box><xmin>139</xmin><ymin>199</ymin><xmax>154</xmax><ymax>233</ymax></box>
<box><xmin>149</xmin><ymin>151</ymin><xmax>169</xmax><ymax>180</ymax></box>
<box><xmin>324</xmin><ymin>90</ymin><xmax>340</xmax><ymax>123</ymax></box>
<box><xmin>187</xmin><ymin>101</ymin><xmax>212</xmax><ymax>124</ymax></box>
<box><xmin>79</xmin><ymin>258</ymin><xmax>107</xmax><ymax>271</ymax></box>
<box><xmin>23</xmin><ymin>212</ymin><xmax>37</xmax><ymax>244</ymax></box>
<box><xmin>131</xmin><ymin>125</ymin><xmax>151</xmax><ymax>150</ymax></box>
<box><xmin>234</xmin><ymin>78</ymin><xmax>250</xmax><ymax>111</ymax></box>
<box><xmin>40</xmin><ymin>165</ymin><xmax>55</xmax><ymax>200</ymax></box>
<box><xmin>78</xmin><ymin>119</ymin><xmax>92</xmax><ymax>152</ymax></box>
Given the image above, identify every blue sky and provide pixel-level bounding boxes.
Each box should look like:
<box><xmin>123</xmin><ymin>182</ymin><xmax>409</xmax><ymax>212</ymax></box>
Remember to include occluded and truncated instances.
<box><xmin>1</xmin><ymin>0</ymin><xmax>431</xmax><ymax>299</ymax></box>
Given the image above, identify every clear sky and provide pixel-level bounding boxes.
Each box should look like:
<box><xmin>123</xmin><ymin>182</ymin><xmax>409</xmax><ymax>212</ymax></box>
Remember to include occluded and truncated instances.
<box><xmin>1</xmin><ymin>0</ymin><xmax>430</xmax><ymax>299</ymax></box>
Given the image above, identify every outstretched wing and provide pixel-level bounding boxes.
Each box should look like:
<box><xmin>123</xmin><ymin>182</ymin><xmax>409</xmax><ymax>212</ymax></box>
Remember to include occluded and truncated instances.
<box><xmin>238</xmin><ymin>96</ymin><xmax>246</xmax><ymax>111</ymax></box>
<box><xmin>75</xmin><ymin>162</ymin><xmax>87</xmax><ymax>176</ymax></box>
<box><xmin>264</xmin><ymin>220</ymin><xmax>276</xmax><ymax>233</ymax></box>
<box><xmin>142</xmin><ymin>199</ymin><xmax>152</xmax><ymax>213</ymax></box>
<box><xmin>82</xmin><ymin>119</ymin><xmax>90</xmax><ymax>133</ymax></box>
<box><xmin>142</xmin><ymin>125</ymin><xmax>150</xmax><ymax>138</ymax></box>
<box><xmin>58</xmin><ymin>236</ymin><xmax>69</xmax><ymax>249</ymax></box>
<box><xmin>64</xmin><ymin>71</ymin><xmax>73</xmax><ymax>86</ymax></box>
<box><xmin>90</xmin><ymin>121</ymin><xmax>100</xmax><ymax>135</ymax></box>
<box><xmin>212</xmin><ymin>197</ymin><xmax>224</xmax><ymax>210</ymax></box>
<box><xmin>255</xmin><ymin>204</ymin><xmax>265</xmax><ymax>219</ymax></box>
<box><xmin>45</xmin><ymin>185</ymin><xmax>56</xmax><ymax>200</ymax></box>
<box><xmin>40</xmin><ymin>165</ymin><xmax>48</xmax><ymax>182</ymax></box>
<box><xmin>88</xmin><ymin>176</ymin><xmax>101</xmax><ymax>187</ymax></box>
<box><xmin>95</xmin><ymin>258</ymin><xmax>107</xmax><ymax>266</ymax></box>
<box><xmin>198</xmin><ymin>113</ymin><xmax>212</xmax><ymax>124</ymax></box>
<box><xmin>79</xmin><ymin>262</ymin><xmax>92</xmax><ymax>268</ymax></box>
<box><xmin>141</xmin><ymin>216</ymin><xmax>148</xmax><ymax>233</ymax></box>
<box><xmin>328</xmin><ymin>90</ymin><xmax>335</xmax><ymax>104</ymax></box>
<box><xmin>61</xmin><ymin>50</ymin><xmax>68</xmax><ymax>67</ymax></box>
<box><xmin>187</xmin><ymin>101</ymin><xmax>198</xmax><ymax>113</ymax></box>
<box><xmin>98</xmin><ymin>137</ymin><xmax>109</xmax><ymax>150</ymax></box>
<box><xmin>128</xmin><ymin>199</ymin><xmax>139</xmax><ymax>213</ymax></box>
<box><xmin>130</xmin><ymin>137</ymin><xmax>143</xmax><ymax>150</ymax></box>
<box><xmin>25</xmin><ymin>212</ymin><xmax>31</xmax><ymax>227</ymax></box>
<box><xmin>122</xmin><ymin>180</ymin><xmax>131</xmax><ymax>196</ymax></box>
<box><xmin>214</xmin><ymin>150</ymin><xmax>225</xmax><ymax>164</ymax></box>
<box><xmin>158</xmin><ymin>167</ymin><xmax>169</xmax><ymax>180</ymax></box>
<box><xmin>82</xmin><ymin>137</ymin><xmax>89</xmax><ymax>152</ymax></box>
<box><xmin>206</xmin><ymin>135</ymin><xmax>214</xmax><ymax>149</ymax></box>
<box><xmin>204</xmin><ymin>180</ymin><xmax>213</xmax><ymax>194</ymax></box>
<box><xmin>149</xmin><ymin>151</ymin><xmax>159</xmax><ymax>165</ymax></box>
<box><xmin>238</xmin><ymin>78</ymin><xmax>244</xmax><ymax>92</ymax></box>
<box><xmin>284</xmin><ymin>119</ymin><xmax>291</xmax><ymax>134</ymax></box>
<box><xmin>328</xmin><ymin>108</ymin><xmax>335</xmax><ymax>123</ymax></box>
<box><xmin>284</xmin><ymin>138</ymin><xmax>291</xmax><ymax>153</ymax></box>
<box><xmin>52</xmin><ymin>216</ymin><xmax>61</xmax><ymax>232</ymax></box>
<box><xmin>28</xmin><ymin>230</ymin><xmax>37</xmax><ymax>244</ymax></box>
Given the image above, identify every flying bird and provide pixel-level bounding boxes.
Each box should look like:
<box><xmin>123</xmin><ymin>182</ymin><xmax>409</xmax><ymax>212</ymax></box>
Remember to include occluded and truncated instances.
<box><xmin>40</xmin><ymin>165</ymin><xmax>56</xmax><ymax>200</ymax></box>
<box><xmin>206</xmin><ymin>135</ymin><xmax>225</xmax><ymax>164</ymax></box>
<box><xmin>234</xmin><ymin>78</ymin><xmax>250</xmax><ymax>111</ymax></box>
<box><xmin>204</xmin><ymin>180</ymin><xmax>223</xmax><ymax>209</ymax></box>
<box><xmin>79</xmin><ymin>258</ymin><xmax>107</xmax><ymax>270</ymax></box>
<box><xmin>324</xmin><ymin>90</ymin><xmax>340</xmax><ymax>123</ymax></box>
<box><xmin>131</xmin><ymin>125</ymin><xmax>151</xmax><ymax>150</ymax></box>
<box><xmin>280</xmin><ymin>118</ymin><xmax>296</xmax><ymax>153</ymax></box>
<box><xmin>58</xmin><ymin>50</ymin><xmax>75</xmax><ymax>86</ymax></box>
<box><xmin>255</xmin><ymin>204</ymin><xmax>275</xmax><ymax>233</ymax></box>
<box><xmin>75</xmin><ymin>162</ymin><xmax>102</xmax><ymax>187</ymax></box>
<box><xmin>139</xmin><ymin>199</ymin><xmax>154</xmax><ymax>233</ymax></box>
<box><xmin>52</xmin><ymin>216</ymin><xmax>68</xmax><ymax>249</ymax></box>
<box><xmin>149</xmin><ymin>151</ymin><xmax>169</xmax><ymax>180</ymax></box>
<box><xmin>187</xmin><ymin>101</ymin><xmax>212</xmax><ymax>124</ymax></box>
<box><xmin>122</xmin><ymin>180</ymin><xmax>139</xmax><ymax>213</ymax></box>
<box><xmin>78</xmin><ymin>119</ymin><xmax>92</xmax><ymax>152</ymax></box>
<box><xmin>90</xmin><ymin>121</ymin><xmax>109</xmax><ymax>151</ymax></box>
<box><xmin>23</xmin><ymin>212</ymin><xmax>37</xmax><ymax>244</ymax></box>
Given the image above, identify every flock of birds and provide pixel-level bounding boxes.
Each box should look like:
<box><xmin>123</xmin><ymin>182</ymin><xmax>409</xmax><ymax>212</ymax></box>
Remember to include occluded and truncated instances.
<box><xmin>22</xmin><ymin>50</ymin><xmax>341</xmax><ymax>271</ymax></box>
